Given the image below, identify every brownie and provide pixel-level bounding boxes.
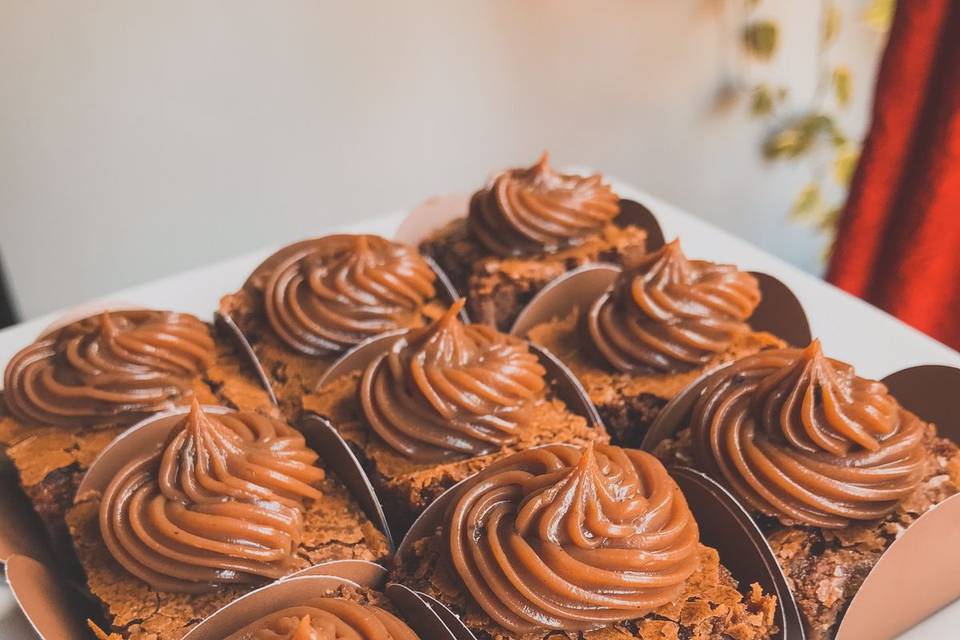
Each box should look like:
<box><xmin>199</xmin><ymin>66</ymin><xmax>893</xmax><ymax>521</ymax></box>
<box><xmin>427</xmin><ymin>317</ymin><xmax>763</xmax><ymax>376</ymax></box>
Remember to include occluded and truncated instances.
<box><xmin>526</xmin><ymin>308</ymin><xmax>784</xmax><ymax>446</ymax></box>
<box><xmin>396</xmin><ymin>530</ymin><xmax>777</xmax><ymax>640</ymax></box>
<box><xmin>88</xmin><ymin>583</ymin><xmax>404</xmax><ymax>640</ymax></box>
<box><xmin>656</xmin><ymin>414</ymin><xmax>960</xmax><ymax>639</ymax></box>
<box><xmin>217</xmin><ymin>237</ymin><xmax>446</xmax><ymax>423</ymax></box>
<box><xmin>69</xmin><ymin>466</ymin><xmax>390</xmax><ymax>639</ymax></box>
<box><xmin>420</xmin><ymin>218</ymin><xmax>647</xmax><ymax>331</ymax></box>
<box><xmin>0</xmin><ymin>334</ymin><xmax>276</xmax><ymax>555</ymax></box>
<box><xmin>304</xmin><ymin>370</ymin><xmax>603</xmax><ymax>532</ymax></box>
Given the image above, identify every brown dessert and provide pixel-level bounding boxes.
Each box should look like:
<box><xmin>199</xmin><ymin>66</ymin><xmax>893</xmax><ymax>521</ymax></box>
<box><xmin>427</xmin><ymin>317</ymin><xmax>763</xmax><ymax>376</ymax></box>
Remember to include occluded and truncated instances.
<box><xmin>305</xmin><ymin>299</ymin><xmax>605</xmax><ymax>531</ymax></box>
<box><xmin>526</xmin><ymin>239</ymin><xmax>785</xmax><ymax>445</ymax></box>
<box><xmin>394</xmin><ymin>443</ymin><xmax>778</xmax><ymax>640</ymax></box>
<box><xmin>218</xmin><ymin>234</ymin><xmax>445</xmax><ymax>421</ymax></box>
<box><xmin>222</xmin><ymin>587</ymin><xmax>420</xmax><ymax>640</ymax></box>
<box><xmin>419</xmin><ymin>153</ymin><xmax>650</xmax><ymax>330</ymax></box>
<box><xmin>0</xmin><ymin>309</ymin><xmax>275</xmax><ymax>551</ymax></box>
<box><xmin>653</xmin><ymin>341</ymin><xmax>960</xmax><ymax>639</ymax></box>
<box><xmin>70</xmin><ymin>402</ymin><xmax>390</xmax><ymax>639</ymax></box>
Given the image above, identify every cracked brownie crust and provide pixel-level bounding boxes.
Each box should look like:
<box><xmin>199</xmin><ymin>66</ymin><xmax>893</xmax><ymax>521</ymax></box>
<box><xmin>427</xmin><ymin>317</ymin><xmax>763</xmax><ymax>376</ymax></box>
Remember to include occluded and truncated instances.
<box><xmin>419</xmin><ymin>218</ymin><xmax>648</xmax><ymax>331</ymax></box>
<box><xmin>304</xmin><ymin>370</ymin><xmax>605</xmax><ymax>532</ymax></box>
<box><xmin>68</xmin><ymin>473</ymin><xmax>391</xmax><ymax>640</ymax></box>
<box><xmin>656</xmin><ymin>423</ymin><xmax>960</xmax><ymax>639</ymax></box>
<box><xmin>395</xmin><ymin>530</ymin><xmax>778</xmax><ymax>640</ymax></box>
<box><xmin>0</xmin><ymin>335</ymin><xmax>276</xmax><ymax>555</ymax></box>
<box><xmin>526</xmin><ymin>308</ymin><xmax>785</xmax><ymax>446</ymax></box>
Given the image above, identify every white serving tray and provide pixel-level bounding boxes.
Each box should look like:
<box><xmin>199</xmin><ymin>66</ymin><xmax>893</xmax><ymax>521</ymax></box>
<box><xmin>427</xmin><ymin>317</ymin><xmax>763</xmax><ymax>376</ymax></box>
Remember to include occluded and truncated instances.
<box><xmin>0</xmin><ymin>181</ymin><xmax>957</xmax><ymax>639</ymax></box>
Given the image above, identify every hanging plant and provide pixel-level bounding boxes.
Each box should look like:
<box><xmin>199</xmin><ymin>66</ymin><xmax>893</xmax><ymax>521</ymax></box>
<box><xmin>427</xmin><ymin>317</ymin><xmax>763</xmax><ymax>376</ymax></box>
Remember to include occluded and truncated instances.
<box><xmin>731</xmin><ymin>0</ymin><xmax>895</xmax><ymax>261</ymax></box>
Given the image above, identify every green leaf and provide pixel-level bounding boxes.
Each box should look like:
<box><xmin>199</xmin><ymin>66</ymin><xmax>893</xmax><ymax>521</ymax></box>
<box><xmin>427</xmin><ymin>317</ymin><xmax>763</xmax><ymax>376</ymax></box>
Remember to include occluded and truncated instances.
<box><xmin>743</xmin><ymin>21</ymin><xmax>779</xmax><ymax>60</ymax></box>
<box><xmin>863</xmin><ymin>0</ymin><xmax>896</xmax><ymax>32</ymax></box>
<box><xmin>819</xmin><ymin>206</ymin><xmax>843</xmax><ymax>233</ymax></box>
<box><xmin>750</xmin><ymin>85</ymin><xmax>775</xmax><ymax>116</ymax></box>
<box><xmin>764</xmin><ymin>127</ymin><xmax>803</xmax><ymax>159</ymax></box>
<box><xmin>823</xmin><ymin>4</ymin><xmax>842</xmax><ymax>44</ymax></box>
<box><xmin>790</xmin><ymin>184</ymin><xmax>822</xmax><ymax>220</ymax></box>
<box><xmin>833</xmin><ymin>66</ymin><xmax>852</xmax><ymax>107</ymax></box>
<box><xmin>833</xmin><ymin>146</ymin><xmax>860</xmax><ymax>185</ymax></box>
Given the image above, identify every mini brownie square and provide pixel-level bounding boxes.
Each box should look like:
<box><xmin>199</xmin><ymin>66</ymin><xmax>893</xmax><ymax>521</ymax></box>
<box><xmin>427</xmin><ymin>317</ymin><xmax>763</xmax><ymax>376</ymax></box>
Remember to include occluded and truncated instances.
<box><xmin>69</xmin><ymin>403</ymin><xmax>390</xmax><ymax>640</ymax></box>
<box><xmin>419</xmin><ymin>153</ymin><xmax>649</xmax><ymax>331</ymax></box>
<box><xmin>216</xmin><ymin>585</ymin><xmax>420</xmax><ymax>640</ymax></box>
<box><xmin>304</xmin><ymin>300</ymin><xmax>605</xmax><ymax>531</ymax></box>
<box><xmin>526</xmin><ymin>239</ymin><xmax>785</xmax><ymax>445</ymax></box>
<box><xmin>653</xmin><ymin>342</ymin><xmax>960</xmax><ymax>640</ymax></box>
<box><xmin>0</xmin><ymin>309</ymin><xmax>275</xmax><ymax>551</ymax></box>
<box><xmin>393</xmin><ymin>443</ymin><xmax>778</xmax><ymax>640</ymax></box>
<box><xmin>218</xmin><ymin>234</ymin><xmax>445</xmax><ymax>421</ymax></box>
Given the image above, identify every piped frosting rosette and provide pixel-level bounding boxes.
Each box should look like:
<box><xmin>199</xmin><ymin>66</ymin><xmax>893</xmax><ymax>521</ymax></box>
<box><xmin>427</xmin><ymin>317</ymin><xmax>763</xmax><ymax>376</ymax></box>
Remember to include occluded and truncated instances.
<box><xmin>260</xmin><ymin>235</ymin><xmax>437</xmax><ymax>356</ymax></box>
<box><xmin>360</xmin><ymin>299</ymin><xmax>547</xmax><ymax>462</ymax></box>
<box><xmin>2</xmin><ymin>309</ymin><xmax>214</xmax><ymax>428</ymax></box>
<box><xmin>468</xmin><ymin>153</ymin><xmax>621</xmax><ymax>257</ymax></box>
<box><xmin>588</xmin><ymin>239</ymin><xmax>760</xmax><ymax>373</ymax></box>
<box><xmin>224</xmin><ymin>598</ymin><xmax>420</xmax><ymax>640</ymax></box>
<box><xmin>444</xmin><ymin>443</ymin><xmax>700</xmax><ymax>634</ymax></box>
<box><xmin>100</xmin><ymin>401</ymin><xmax>326</xmax><ymax>593</ymax></box>
<box><xmin>688</xmin><ymin>340</ymin><xmax>926</xmax><ymax>528</ymax></box>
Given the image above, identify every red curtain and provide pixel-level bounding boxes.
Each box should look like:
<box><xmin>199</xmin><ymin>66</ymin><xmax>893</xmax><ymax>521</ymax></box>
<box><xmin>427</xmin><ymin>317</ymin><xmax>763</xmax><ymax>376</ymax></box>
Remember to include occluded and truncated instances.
<box><xmin>827</xmin><ymin>0</ymin><xmax>960</xmax><ymax>351</ymax></box>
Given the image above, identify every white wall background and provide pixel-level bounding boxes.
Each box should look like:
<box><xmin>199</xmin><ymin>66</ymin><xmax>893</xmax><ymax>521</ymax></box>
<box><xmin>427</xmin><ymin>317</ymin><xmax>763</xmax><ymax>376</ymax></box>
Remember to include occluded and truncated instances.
<box><xmin>0</xmin><ymin>1</ymin><xmax>886</xmax><ymax>320</ymax></box>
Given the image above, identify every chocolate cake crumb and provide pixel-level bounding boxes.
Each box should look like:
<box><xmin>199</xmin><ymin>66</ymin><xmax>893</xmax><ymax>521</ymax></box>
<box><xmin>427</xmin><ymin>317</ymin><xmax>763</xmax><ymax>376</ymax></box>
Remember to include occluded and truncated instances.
<box><xmin>68</xmin><ymin>473</ymin><xmax>390</xmax><ymax>640</ymax></box>
<box><xmin>394</xmin><ymin>528</ymin><xmax>778</xmax><ymax>640</ymax></box>
<box><xmin>526</xmin><ymin>308</ymin><xmax>784</xmax><ymax>445</ymax></box>
<box><xmin>420</xmin><ymin>218</ymin><xmax>648</xmax><ymax>331</ymax></box>
<box><xmin>656</xmin><ymin>422</ymin><xmax>960</xmax><ymax>640</ymax></box>
<box><xmin>304</xmin><ymin>370</ymin><xmax>605</xmax><ymax>532</ymax></box>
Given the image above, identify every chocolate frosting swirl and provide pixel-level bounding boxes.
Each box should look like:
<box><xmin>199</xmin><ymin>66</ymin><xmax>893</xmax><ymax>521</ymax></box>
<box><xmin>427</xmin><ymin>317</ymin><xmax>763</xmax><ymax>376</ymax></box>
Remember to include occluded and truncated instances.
<box><xmin>445</xmin><ymin>443</ymin><xmax>700</xmax><ymax>633</ymax></box>
<box><xmin>100</xmin><ymin>401</ymin><xmax>326</xmax><ymax>593</ymax></box>
<box><xmin>224</xmin><ymin>598</ymin><xmax>420</xmax><ymax>640</ymax></box>
<box><xmin>360</xmin><ymin>299</ymin><xmax>546</xmax><ymax>462</ymax></box>
<box><xmin>259</xmin><ymin>235</ymin><xmax>437</xmax><ymax>356</ymax></box>
<box><xmin>3</xmin><ymin>310</ymin><xmax>214</xmax><ymax>428</ymax></box>
<box><xmin>588</xmin><ymin>239</ymin><xmax>760</xmax><ymax>373</ymax></box>
<box><xmin>467</xmin><ymin>153</ymin><xmax>621</xmax><ymax>257</ymax></box>
<box><xmin>689</xmin><ymin>341</ymin><xmax>926</xmax><ymax>528</ymax></box>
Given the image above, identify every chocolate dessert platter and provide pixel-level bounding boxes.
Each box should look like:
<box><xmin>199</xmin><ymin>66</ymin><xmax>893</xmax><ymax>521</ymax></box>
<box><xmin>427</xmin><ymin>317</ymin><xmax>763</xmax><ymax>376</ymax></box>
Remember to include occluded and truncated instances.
<box><xmin>0</xmin><ymin>307</ymin><xmax>275</xmax><ymax>557</ymax></box>
<box><xmin>0</xmin><ymin>160</ymin><xmax>958</xmax><ymax>640</ymax></box>
<box><xmin>642</xmin><ymin>343</ymin><xmax>960</xmax><ymax>639</ymax></box>
<box><xmin>218</xmin><ymin>233</ymin><xmax>463</xmax><ymax>422</ymax></box>
<box><xmin>512</xmin><ymin>237</ymin><xmax>810</xmax><ymax>446</ymax></box>
<box><xmin>396</xmin><ymin>153</ymin><xmax>665</xmax><ymax>331</ymax></box>
<box><xmin>305</xmin><ymin>298</ymin><xmax>604</xmax><ymax>533</ymax></box>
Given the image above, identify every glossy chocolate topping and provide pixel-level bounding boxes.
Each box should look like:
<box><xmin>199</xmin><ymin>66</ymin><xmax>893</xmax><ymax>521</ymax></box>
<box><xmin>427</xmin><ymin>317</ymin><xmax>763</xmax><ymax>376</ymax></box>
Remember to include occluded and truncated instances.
<box><xmin>100</xmin><ymin>402</ymin><xmax>326</xmax><ymax>593</ymax></box>
<box><xmin>445</xmin><ymin>443</ymin><xmax>700</xmax><ymax>633</ymax></box>
<box><xmin>360</xmin><ymin>299</ymin><xmax>546</xmax><ymax>463</ymax></box>
<box><xmin>467</xmin><ymin>153</ymin><xmax>621</xmax><ymax>257</ymax></box>
<box><xmin>259</xmin><ymin>235</ymin><xmax>436</xmax><ymax>356</ymax></box>
<box><xmin>689</xmin><ymin>341</ymin><xmax>926</xmax><ymax>528</ymax></box>
<box><xmin>224</xmin><ymin>598</ymin><xmax>420</xmax><ymax>640</ymax></box>
<box><xmin>588</xmin><ymin>239</ymin><xmax>760</xmax><ymax>373</ymax></box>
<box><xmin>3</xmin><ymin>310</ymin><xmax>214</xmax><ymax>428</ymax></box>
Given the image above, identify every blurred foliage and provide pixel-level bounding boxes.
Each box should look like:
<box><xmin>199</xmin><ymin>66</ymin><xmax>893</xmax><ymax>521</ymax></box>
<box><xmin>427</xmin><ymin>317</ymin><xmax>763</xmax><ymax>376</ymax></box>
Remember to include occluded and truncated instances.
<box><xmin>833</xmin><ymin>66</ymin><xmax>852</xmax><ymax>106</ymax></box>
<box><xmin>734</xmin><ymin>0</ymin><xmax>894</xmax><ymax>262</ymax></box>
<box><xmin>763</xmin><ymin>113</ymin><xmax>846</xmax><ymax>159</ymax></box>
<box><xmin>742</xmin><ymin>21</ymin><xmax>779</xmax><ymax>59</ymax></box>
<box><xmin>863</xmin><ymin>0</ymin><xmax>896</xmax><ymax>32</ymax></box>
